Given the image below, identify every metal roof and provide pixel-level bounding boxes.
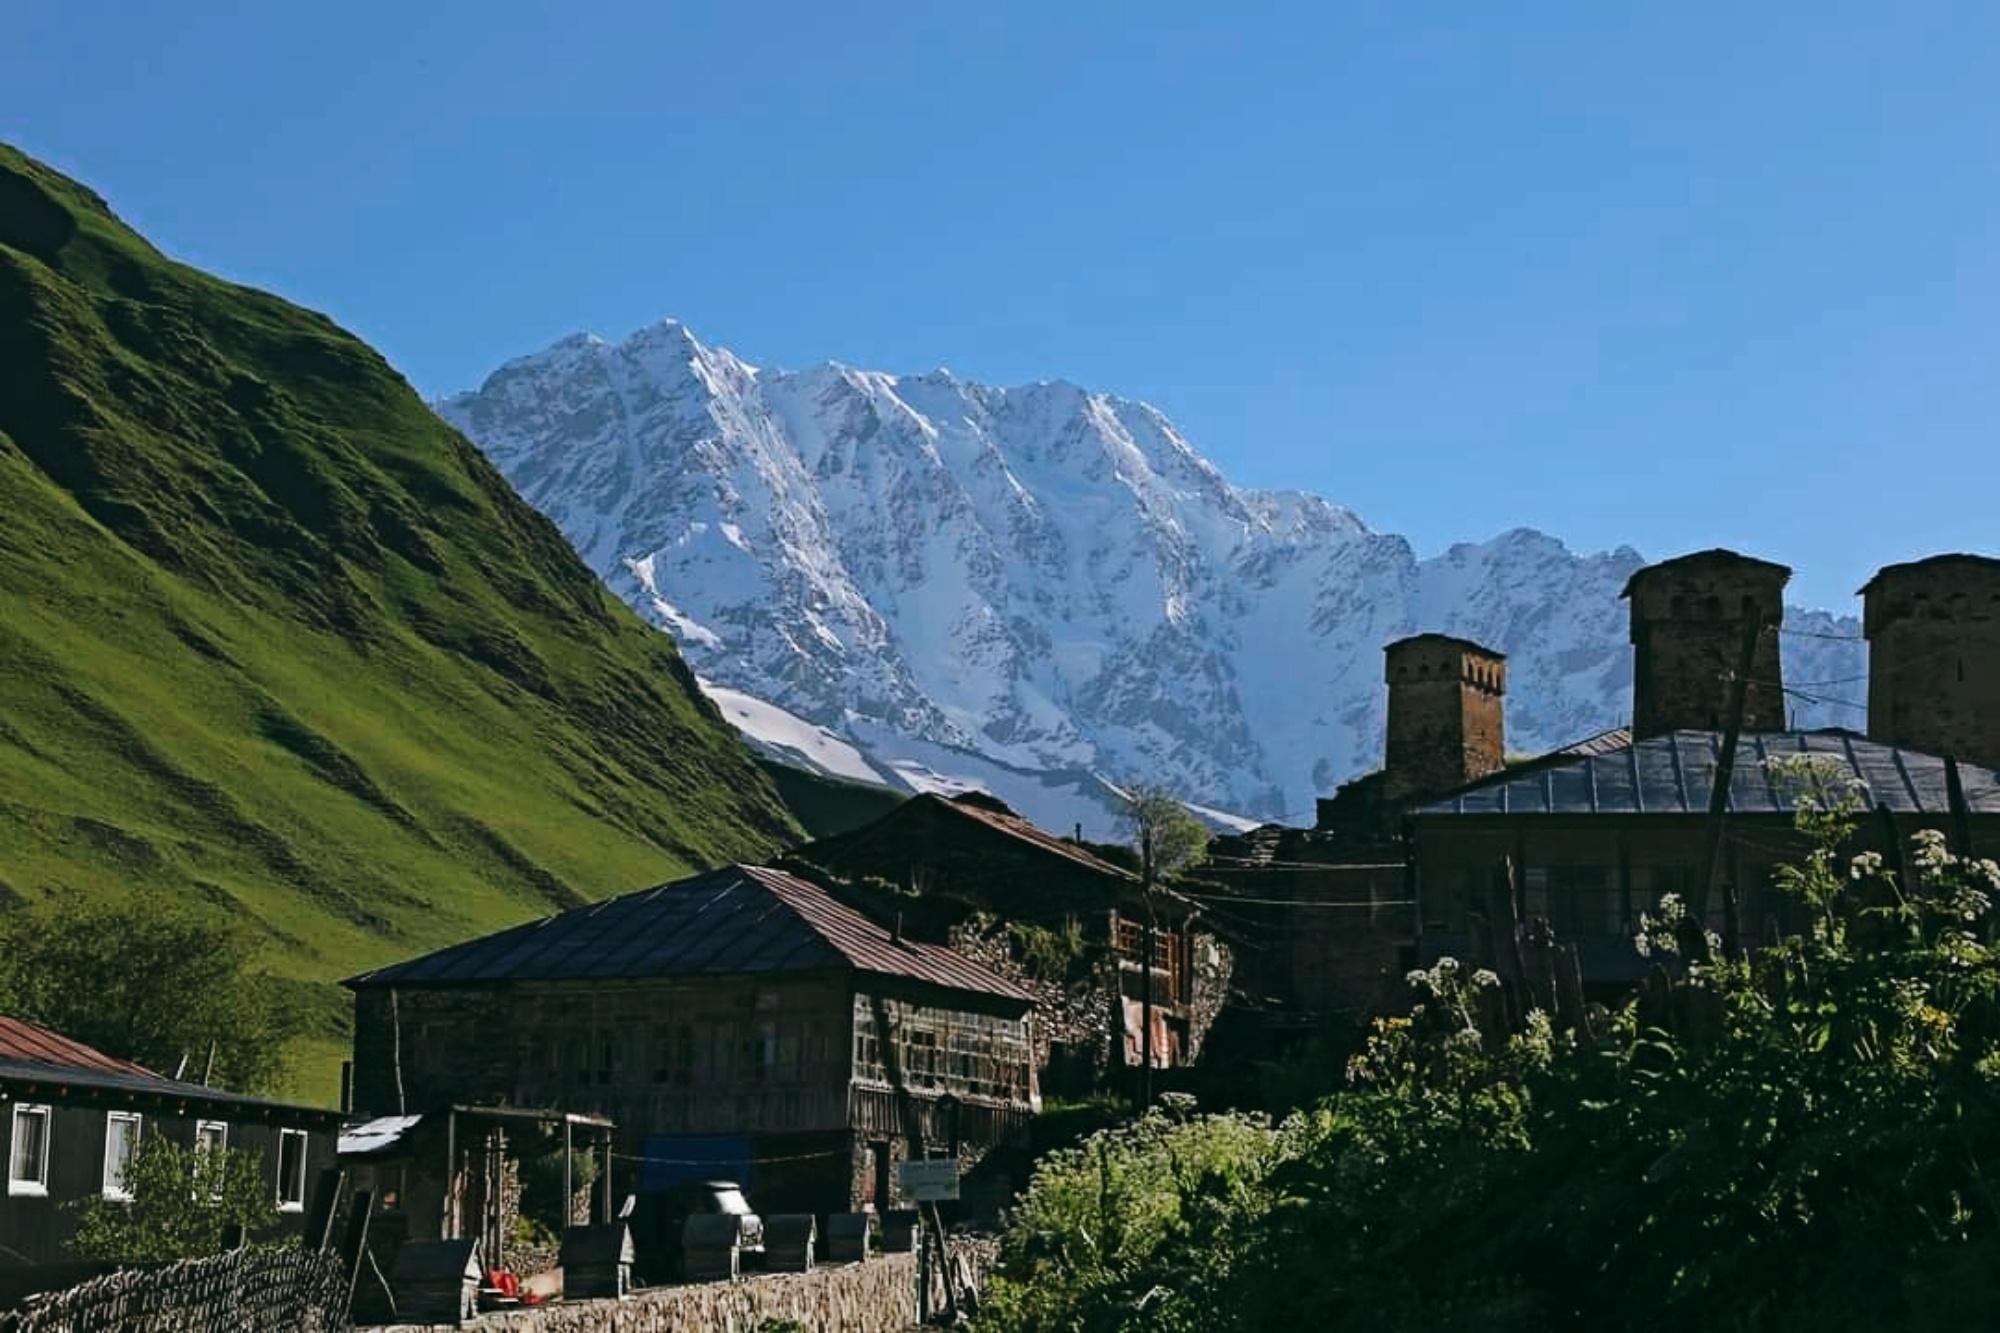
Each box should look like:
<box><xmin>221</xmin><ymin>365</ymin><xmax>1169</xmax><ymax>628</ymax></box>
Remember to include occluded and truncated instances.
<box><xmin>0</xmin><ymin>1015</ymin><xmax>158</xmax><ymax>1078</ymax></box>
<box><xmin>0</xmin><ymin>1015</ymin><xmax>341</xmax><ymax>1117</ymax></box>
<box><xmin>1415</xmin><ymin>729</ymin><xmax>2000</xmax><ymax>818</ymax></box>
<box><xmin>344</xmin><ymin>863</ymin><xmax>1032</xmax><ymax>1004</ymax></box>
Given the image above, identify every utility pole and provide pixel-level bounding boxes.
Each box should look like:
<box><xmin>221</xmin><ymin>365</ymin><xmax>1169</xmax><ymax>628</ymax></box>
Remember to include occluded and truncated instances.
<box><xmin>1690</xmin><ymin>614</ymin><xmax>1769</xmax><ymax>964</ymax></box>
<box><xmin>1139</xmin><ymin>824</ymin><xmax>1156</xmax><ymax>1112</ymax></box>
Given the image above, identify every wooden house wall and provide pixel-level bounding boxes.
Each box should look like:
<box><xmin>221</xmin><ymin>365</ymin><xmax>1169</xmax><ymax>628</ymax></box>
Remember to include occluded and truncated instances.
<box><xmin>849</xmin><ymin>984</ymin><xmax>1036</xmax><ymax>1145</ymax></box>
<box><xmin>352</xmin><ymin>973</ymin><xmax>863</xmax><ymax>1155</ymax></box>
<box><xmin>0</xmin><ymin>1089</ymin><xmax>336</xmax><ymax>1265</ymax></box>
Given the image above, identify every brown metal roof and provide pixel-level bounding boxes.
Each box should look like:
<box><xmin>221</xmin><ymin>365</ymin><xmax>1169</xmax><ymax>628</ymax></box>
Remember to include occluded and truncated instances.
<box><xmin>0</xmin><ymin>1014</ymin><xmax>342</xmax><ymax>1117</ymax></box>
<box><xmin>0</xmin><ymin>1015</ymin><xmax>157</xmax><ymax>1079</ymax></box>
<box><xmin>344</xmin><ymin>863</ymin><xmax>1032</xmax><ymax>1005</ymax></box>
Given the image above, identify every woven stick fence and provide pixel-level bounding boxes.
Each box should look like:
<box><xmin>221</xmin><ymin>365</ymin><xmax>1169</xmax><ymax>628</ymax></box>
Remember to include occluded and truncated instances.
<box><xmin>0</xmin><ymin>1245</ymin><xmax>348</xmax><ymax>1333</ymax></box>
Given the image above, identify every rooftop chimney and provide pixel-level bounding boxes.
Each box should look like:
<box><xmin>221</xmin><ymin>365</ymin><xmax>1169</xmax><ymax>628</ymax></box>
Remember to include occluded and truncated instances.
<box><xmin>1381</xmin><ymin>634</ymin><xmax>1507</xmax><ymax>805</ymax></box>
<box><xmin>1862</xmin><ymin>553</ymin><xmax>2000</xmax><ymax>768</ymax></box>
<box><xmin>1622</xmin><ymin>549</ymin><xmax>1789</xmax><ymax>738</ymax></box>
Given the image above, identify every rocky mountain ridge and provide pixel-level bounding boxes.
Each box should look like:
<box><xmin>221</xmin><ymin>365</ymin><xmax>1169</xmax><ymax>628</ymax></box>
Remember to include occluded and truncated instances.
<box><xmin>440</xmin><ymin>318</ymin><xmax>1866</xmax><ymax>837</ymax></box>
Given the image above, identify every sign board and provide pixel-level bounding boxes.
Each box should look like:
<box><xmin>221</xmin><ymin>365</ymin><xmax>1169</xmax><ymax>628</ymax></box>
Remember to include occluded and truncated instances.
<box><xmin>896</xmin><ymin>1157</ymin><xmax>961</xmax><ymax>1202</ymax></box>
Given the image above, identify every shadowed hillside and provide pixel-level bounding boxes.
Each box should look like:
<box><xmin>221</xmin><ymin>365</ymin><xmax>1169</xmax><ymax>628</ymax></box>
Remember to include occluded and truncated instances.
<box><xmin>0</xmin><ymin>144</ymin><xmax>802</xmax><ymax>1099</ymax></box>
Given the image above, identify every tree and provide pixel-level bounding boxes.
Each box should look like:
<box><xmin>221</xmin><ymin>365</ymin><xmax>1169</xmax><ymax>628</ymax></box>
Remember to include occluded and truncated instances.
<box><xmin>69</xmin><ymin>1133</ymin><xmax>279</xmax><ymax>1261</ymax></box>
<box><xmin>0</xmin><ymin>893</ymin><xmax>300</xmax><ymax>1093</ymax></box>
<box><xmin>1118</xmin><ymin>784</ymin><xmax>1209</xmax><ymax>884</ymax></box>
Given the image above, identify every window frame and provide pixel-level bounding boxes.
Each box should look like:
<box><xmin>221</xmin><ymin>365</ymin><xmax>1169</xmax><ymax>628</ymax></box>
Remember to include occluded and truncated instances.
<box><xmin>102</xmin><ymin>1110</ymin><xmax>143</xmax><ymax>1201</ymax></box>
<box><xmin>194</xmin><ymin>1120</ymin><xmax>229</xmax><ymax>1200</ymax></box>
<box><xmin>8</xmin><ymin>1104</ymin><xmax>52</xmax><ymax>1198</ymax></box>
<box><xmin>275</xmin><ymin>1127</ymin><xmax>309</xmax><ymax>1212</ymax></box>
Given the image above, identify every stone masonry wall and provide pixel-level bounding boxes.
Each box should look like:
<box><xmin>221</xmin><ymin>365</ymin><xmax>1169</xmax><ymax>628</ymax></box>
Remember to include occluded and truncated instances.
<box><xmin>365</xmin><ymin>1242</ymin><xmax>998</xmax><ymax>1333</ymax></box>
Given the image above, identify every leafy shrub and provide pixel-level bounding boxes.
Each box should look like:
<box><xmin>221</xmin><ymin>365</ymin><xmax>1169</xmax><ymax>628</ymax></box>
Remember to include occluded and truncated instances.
<box><xmin>69</xmin><ymin>1135</ymin><xmax>277</xmax><ymax>1261</ymax></box>
<box><xmin>978</xmin><ymin>756</ymin><xmax>2000</xmax><ymax>1331</ymax></box>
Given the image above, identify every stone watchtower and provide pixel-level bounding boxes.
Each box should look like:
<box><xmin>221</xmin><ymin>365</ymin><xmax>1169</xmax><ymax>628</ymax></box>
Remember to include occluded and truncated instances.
<box><xmin>1863</xmin><ymin>553</ymin><xmax>2000</xmax><ymax>770</ymax></box>
<box><xmin>1623</xmin><ymin>549</ymin><xmax>1790</xmax><ymax>738</ymax></box>
<box><xmin>1381</xmin><ymin>634</ymin><xmax>1507</xmax><ymax>805</ymax></box>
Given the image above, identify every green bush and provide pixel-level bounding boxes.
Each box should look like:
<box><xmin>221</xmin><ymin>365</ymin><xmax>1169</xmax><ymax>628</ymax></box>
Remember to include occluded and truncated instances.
<box><xmin>69</xmin><ymin>1135</ymin><xmax>277</xmax><ymax>1261</ymax></box>
<box><xmin>977</xmin><ymin>756</ymin><xmax>2000</xmax><ymax>1331</ymax></box>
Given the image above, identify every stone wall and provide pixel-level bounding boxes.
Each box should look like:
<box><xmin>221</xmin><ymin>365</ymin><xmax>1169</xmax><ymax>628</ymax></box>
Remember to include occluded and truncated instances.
<box><xmin>364</xmin><ymin>1242</ymin><xmax>999</xmax><ymax>1333</ymax></box>
<box><xmin>1864</xmin><ymin>554</ymin><xmax>2000</xmax><ymax>770</ymax></box>
<box><xmin>1624</xmin><ymin>549</ymin><xmax>1789</xmax><ymax>738</ymax></box>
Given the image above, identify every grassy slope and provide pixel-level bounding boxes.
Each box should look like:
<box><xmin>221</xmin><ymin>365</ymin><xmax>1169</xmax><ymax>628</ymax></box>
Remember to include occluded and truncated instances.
<box><xmin>0</xmin><ymin>144</ymin><xmax>802</xmax><ymax>1101</ymax></box>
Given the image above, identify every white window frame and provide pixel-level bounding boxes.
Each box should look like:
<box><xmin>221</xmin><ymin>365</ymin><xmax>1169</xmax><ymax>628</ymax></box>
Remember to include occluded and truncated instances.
<box><xmin>8</xmin><ymin>1104</ymin><xmax>51</xmax><ymax>1197</ymax></box>
<box><xmin>194</xmin><ymin>1120</ymin><xmax>228</xmax><ymax>1200</ymax></box>
<box><xmin>276</xmin><ymin>1128</ymin><xmax>308</xmax><ymax>1212</ymax></box>
<box><xmin>102</xmin><ymin>1111</ymin><xmax>143</xmax><ymax>1200</ymax></box>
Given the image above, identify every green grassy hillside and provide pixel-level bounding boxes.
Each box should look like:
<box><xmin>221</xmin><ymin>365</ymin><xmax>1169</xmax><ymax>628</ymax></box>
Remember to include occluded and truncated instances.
<box><xmin>0</xmin><ymin>144</ymin><xmax>803</xmax><ymax>1100</ymax></box>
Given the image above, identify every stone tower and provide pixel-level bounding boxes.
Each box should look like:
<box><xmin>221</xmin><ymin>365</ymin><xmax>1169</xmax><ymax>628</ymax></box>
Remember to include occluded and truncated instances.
<box><xmin>1381</xmin><ymin>634</ymin><xmax>1507</xmax><ymax>805</ymax></box>
<box><xmin>1862</xmin><ymin>553</ymin><xmax>2000</xmax><ymax>769</ymax></box>
<box><xmin>1623</xmin><ymin>549</ymin><xmax>1790</xmax><ymax>738</ymax></box>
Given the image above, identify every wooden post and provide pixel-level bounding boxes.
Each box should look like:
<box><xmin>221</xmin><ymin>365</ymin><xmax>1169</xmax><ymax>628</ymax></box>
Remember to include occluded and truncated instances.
<box><xmin>562</xmin><ymin>1119</ymin><xmax>573</xmax><ymax>1230</ymax></box>
<box><xmin>444</xmin><ymin>1111</ymin><xmax>457</xmax><ymax>1240</ymax></box>
<box><xmin>600</xmin><ymin>1130</ymin><xmax>612</xmax><ymax>1224</ymax></box>
<box><xmin>1495</xmin><ymin>857</ymin><xmax>1532</xmax><ymax>1026</ymax></box>
<box><xmin>1946</xmin><ymin>756</ymin><xmax>1976</xmax><ymax>858</ymax></box>
<box><xmin>1691</xmin><ymin>614</ymin><xmax>1768</xmax><ymax>962</ymax></box>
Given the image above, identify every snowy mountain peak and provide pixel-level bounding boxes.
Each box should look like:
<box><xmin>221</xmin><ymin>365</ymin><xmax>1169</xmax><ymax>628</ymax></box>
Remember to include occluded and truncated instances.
<box><xmin>439</xmin><ymin>318</ymin><xmax>1866</xmax><ymax>838</ymax></box>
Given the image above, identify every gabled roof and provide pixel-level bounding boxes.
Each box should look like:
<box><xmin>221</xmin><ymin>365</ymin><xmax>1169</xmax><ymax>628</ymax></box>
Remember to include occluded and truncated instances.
<box><xmin>1415</xmin><ymin>729</ymin><xmax>2000</xmax><ymax>818</ymax></box>
<box><xmin>0</xmin><ymin>1014</ymin><xmax>340</xmax><ymax>1118</ymax></box>
<box><xmin>925</xmin><ymin>794</ymin><xmax>1141</xmax><ymax>881</ymax></box>
<box><xmin>343</xmin><ymin>863</ymin><xmax>1031</xmax><ymax>1004</ymax></box>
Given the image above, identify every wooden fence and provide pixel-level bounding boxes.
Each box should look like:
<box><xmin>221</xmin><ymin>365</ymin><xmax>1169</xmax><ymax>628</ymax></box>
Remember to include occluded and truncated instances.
<box><xmin>0</xmin><ymin>1245</ymin><xmax>349</xmax><ymax>1333</ymax></box>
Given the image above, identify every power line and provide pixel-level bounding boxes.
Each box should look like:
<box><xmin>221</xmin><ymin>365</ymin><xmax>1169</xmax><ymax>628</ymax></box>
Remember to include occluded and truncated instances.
<box><xmin>1181</xmin><ymin>892</ymin><xmax>1416</xmax><ymax>908</ymax></box>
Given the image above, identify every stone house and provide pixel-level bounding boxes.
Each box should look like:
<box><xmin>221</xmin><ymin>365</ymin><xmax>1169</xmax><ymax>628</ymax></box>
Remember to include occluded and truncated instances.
<box><xmin>342</xmin><ymin>863</ymin><xmax>1035</xmax><ymax>1244</ymax></box>
<box><xmin>0</xmin><ymin>1014</ymin><xmax>341</xmax><ymax>1266</ymax></box>
<box><xmin>1410</xmin><ymin>549</ymin><xmax>2000</xmax><ymax>989</ymax></box>
<box><xmin>1207</xmin><ymin>548</ymin><xmax>2000</xmax><ymax>1039</ymax></box>
<box><xmin>1201</xmin><ymin>633</ymin><xmax>1527</xmax><ymax>1045</ymax></box>
<box><xmin>788</xmin><ymin>791</ymin><xmax>1224</xmax><ymax>1090</ymax></box>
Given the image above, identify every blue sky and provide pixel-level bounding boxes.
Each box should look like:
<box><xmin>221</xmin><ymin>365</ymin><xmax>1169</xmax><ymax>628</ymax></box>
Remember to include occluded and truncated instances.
<box><xmin>6</xmin><ymin>0</ymin><xmax>1996</xmax><ymax>611</ymax></box>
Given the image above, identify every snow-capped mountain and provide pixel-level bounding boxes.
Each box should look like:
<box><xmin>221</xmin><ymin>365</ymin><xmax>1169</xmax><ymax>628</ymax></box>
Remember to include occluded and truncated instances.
<box><xmin>438</xmin><ymin>319</ymin><xmax>1867</xmax><ymax>838</ymax></box>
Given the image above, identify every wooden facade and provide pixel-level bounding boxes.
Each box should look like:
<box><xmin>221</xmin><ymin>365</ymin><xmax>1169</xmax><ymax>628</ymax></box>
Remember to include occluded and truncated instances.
<box><xmin>345</xmin><ymin>864</ymin><xmax>1036</xmax><ymax>1230</ymax></box>
<box><xmin>0</xmin><ymin>1023</ymin><xmax>340</xmax><ymax>1265</ymax></box>
<box><xmin>790</xmin><ymin>791</ymin><xmax>1210</xmax><ymax>1072</ymax></box>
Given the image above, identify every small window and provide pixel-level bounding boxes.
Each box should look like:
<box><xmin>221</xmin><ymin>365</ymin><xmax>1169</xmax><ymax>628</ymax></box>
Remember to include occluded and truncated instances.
<box><xmin>276</xmin><ymin>1129</ymin><xmax>308</xmax><ymax>1212</ymax></box>
<box><xmin>8</xmin><ymin>1105</ymin><xmax>51</xmax><ymax>1197</ymax></box>
<box><xmin>195</xmin><ymin>1121</ymin><xmax>228</xmax><ymax>1199</ymax></box>
<box><xmin>103</xmin><ymin>1112</ymin><xmax>142</xmax><ymax>1200</ymax></box>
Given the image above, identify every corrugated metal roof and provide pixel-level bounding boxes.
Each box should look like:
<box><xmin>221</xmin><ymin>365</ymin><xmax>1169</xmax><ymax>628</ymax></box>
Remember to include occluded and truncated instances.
<box><xmin>1416</xmin><ymin>729</ymin><xmax>2000</xmax><ymax>818</ymax></box>
<box><xmin>0</xmin><ymin>1015</ymin><xmax>341</xmax><ymax>1116</ymax></box>
<box><xmin>0</xmin><ymin>1014</ymin><xmax>158</xmax><ymax>1078</ymax></box>
<box><xmin>344</xmin><ymin>864</ymin><xmax>1032</xmax><ymax>1003</ymax></box>
<box><xmin>339</xmin><ymin>1114</ymin><xmax>424</xmax><ymax>1157</ymax></box>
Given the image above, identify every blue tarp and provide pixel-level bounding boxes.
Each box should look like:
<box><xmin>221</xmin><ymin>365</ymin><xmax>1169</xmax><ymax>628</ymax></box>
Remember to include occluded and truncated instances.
<box><xmin>637</xmin><ymin>1134</ymin><xmax>754</xmax><ymax>1194</ymax></box>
